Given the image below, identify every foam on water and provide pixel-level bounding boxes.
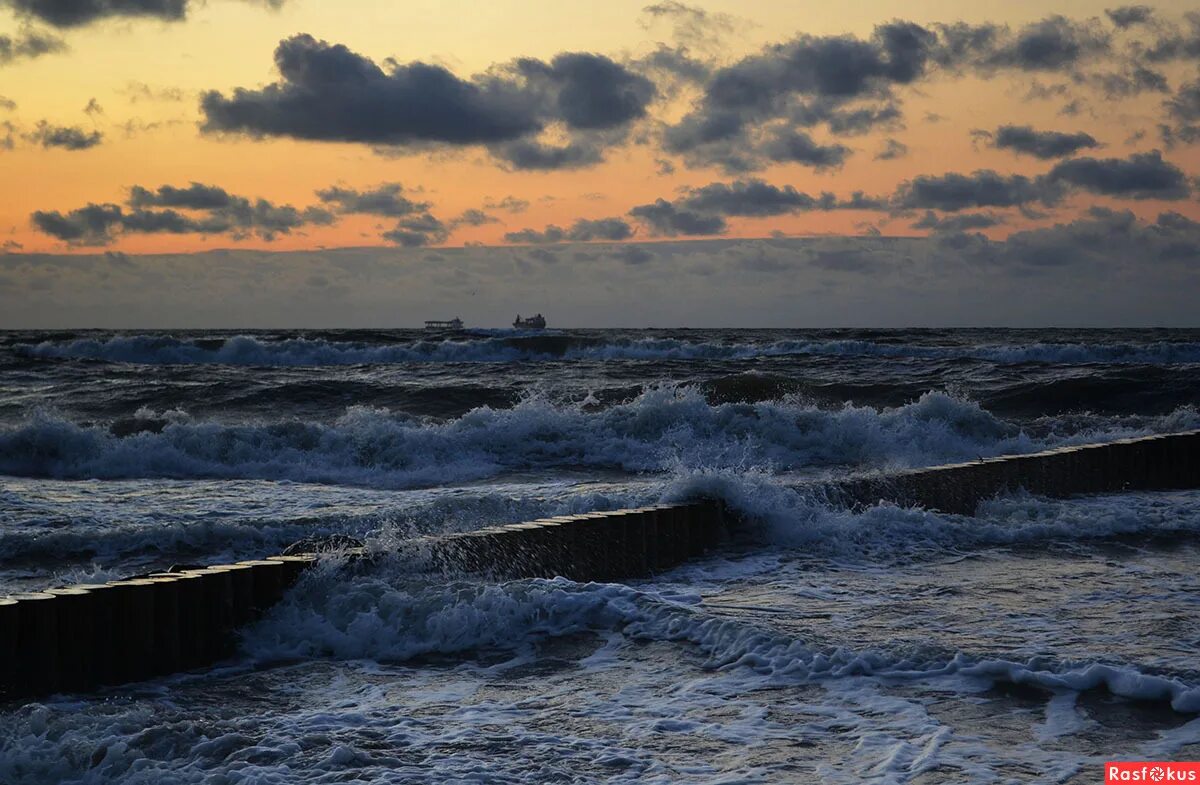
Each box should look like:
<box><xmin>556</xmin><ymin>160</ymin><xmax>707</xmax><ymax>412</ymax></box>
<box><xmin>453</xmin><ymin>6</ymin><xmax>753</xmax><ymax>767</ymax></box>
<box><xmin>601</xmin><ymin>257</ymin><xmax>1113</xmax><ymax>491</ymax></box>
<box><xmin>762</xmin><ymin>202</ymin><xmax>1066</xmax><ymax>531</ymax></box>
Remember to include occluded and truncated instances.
<box><xmin>664</xmin><ymin>471</ymin><xmax>1200</xmax><ymax>558</ymax></box>
<box><xmin>2</xmin><ymin>491</ymin><xmax>1199</xmax><ymax>783</ymax></box>
<box><xmin>19</xmin><ymin>333</ymin><xmax>1200</xmax><ymax>367</ymax></box>
<box><xmin>2</xmin><ymin>388</ymin><xmax>1195</xmax><ymax>487</ymax></box>
<box><xmin>238</xmin><ymin>564</ymin><xmax>1200</xmax><ymax>714</ymax></box>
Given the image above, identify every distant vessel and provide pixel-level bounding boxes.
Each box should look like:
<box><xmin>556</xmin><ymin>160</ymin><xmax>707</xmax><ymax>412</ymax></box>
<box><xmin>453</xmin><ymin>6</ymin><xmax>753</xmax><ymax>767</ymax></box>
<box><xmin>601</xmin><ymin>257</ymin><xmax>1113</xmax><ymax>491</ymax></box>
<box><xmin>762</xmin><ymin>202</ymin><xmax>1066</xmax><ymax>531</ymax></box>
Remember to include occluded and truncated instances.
<box><xmin>424</xmin><ymin>317</ymin><xmax>464</xmax><ymax>331</ymax></box>
<box><xmin>513</xmin><ymin>313</ymin><xmax>546</xmax><ymax>329</ymax></box>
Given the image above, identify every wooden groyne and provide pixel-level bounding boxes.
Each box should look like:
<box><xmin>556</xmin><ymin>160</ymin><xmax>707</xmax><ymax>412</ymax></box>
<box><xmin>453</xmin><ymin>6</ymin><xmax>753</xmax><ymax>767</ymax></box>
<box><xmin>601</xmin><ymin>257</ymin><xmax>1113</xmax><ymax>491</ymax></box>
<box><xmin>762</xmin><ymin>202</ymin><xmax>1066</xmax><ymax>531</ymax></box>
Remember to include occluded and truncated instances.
<box><xmin>818</xmin><ymin>429</ymin><xmax>1199</xmax><ymax>515</ymax></box>
<box><xmin>2</xmin><ymin>429</ymin><xmax>1197</xmax><ymax>701</ymax></box>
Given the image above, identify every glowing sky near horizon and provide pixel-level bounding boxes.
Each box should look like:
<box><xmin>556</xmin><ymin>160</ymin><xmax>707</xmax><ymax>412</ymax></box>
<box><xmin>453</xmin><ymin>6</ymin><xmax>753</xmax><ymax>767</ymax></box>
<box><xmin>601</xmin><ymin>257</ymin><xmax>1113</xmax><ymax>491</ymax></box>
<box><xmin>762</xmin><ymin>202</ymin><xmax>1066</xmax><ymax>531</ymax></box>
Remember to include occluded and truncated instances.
<box><xmin>1</xmin><ymin>1</ymin><xmax>1199</xmax><ymax>326</ymax></box>
<box><xmin>0</xmin><ymin>0</ymin><xmax>1197</xmax><ymax>253</ymax></box>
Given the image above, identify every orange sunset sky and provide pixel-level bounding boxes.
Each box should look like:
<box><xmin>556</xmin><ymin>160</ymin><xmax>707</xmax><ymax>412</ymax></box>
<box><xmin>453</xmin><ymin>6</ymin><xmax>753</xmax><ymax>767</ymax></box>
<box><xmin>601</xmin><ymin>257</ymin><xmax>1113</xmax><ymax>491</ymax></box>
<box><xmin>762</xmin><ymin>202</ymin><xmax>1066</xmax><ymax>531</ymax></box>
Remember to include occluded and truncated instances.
<box><xmin>2</xmin><ymin>0</ymin><xmax>1200</xmax><ymax>255</ymax></box>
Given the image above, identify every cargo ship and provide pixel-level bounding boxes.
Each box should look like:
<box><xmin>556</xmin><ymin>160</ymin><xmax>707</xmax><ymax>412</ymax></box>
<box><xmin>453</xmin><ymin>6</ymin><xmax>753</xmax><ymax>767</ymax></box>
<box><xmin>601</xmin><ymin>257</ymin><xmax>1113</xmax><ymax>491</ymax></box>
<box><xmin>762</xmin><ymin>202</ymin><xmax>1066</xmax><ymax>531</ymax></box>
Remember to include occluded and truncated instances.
<box><xmin>512</xmin><ymin>314</ymin><xmax>546</xmax><ymax>329</ymax></box>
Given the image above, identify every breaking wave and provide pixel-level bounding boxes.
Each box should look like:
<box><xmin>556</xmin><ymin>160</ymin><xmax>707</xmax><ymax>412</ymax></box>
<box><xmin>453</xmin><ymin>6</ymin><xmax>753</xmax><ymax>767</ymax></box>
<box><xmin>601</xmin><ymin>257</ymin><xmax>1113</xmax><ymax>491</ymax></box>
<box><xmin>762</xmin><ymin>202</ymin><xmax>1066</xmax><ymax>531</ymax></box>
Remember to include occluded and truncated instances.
<box><xmin>243</xmin><ymin>570</ymin><xmax>1200</xmax><ymax>713</ymax></box>
<box><xmin>0</xmin><ymin>388</ymin><xmax>1156</xmax><ymax>488</ymax></box>
<box><xmin>17</xmin><ymin>334</ymin><xmax>1200</xmax><ymax>367</ymax></box>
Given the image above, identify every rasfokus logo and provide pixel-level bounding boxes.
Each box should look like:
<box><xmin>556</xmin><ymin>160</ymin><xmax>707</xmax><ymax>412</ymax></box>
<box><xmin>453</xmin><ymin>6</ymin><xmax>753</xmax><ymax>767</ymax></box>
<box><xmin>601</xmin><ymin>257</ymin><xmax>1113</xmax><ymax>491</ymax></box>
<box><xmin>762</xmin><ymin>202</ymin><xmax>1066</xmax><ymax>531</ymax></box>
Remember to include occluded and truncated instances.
<box><xmin>1107</xmin><ymin>763</ymin><xmax>1200</xmax><ymax>783</ymax></box>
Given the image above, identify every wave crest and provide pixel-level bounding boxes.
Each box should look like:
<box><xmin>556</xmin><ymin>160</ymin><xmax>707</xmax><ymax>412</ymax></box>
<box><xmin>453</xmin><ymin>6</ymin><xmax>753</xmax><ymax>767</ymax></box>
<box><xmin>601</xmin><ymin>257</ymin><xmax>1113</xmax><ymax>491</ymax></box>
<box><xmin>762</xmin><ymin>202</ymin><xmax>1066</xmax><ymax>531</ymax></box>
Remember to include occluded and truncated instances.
<box><xmin>18</xmin><ymin>334</ymin><xmax>1200</xmax><ymax>367</ymax></box>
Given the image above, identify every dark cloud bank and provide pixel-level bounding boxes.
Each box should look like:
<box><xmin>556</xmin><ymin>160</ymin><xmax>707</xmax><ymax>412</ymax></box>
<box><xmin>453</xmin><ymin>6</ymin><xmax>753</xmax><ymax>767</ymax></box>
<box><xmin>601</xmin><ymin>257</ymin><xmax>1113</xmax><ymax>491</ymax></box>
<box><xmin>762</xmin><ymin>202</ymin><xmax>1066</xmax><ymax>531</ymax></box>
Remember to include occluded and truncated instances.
<box><xmin>5</xmin><ymin>210</ymin><xmax>1197</xmax><ymax>327</ymax></box>
<box><xmin>200</xmin><ymin>34</ymin><xmax>657</xmax><ymax>171</ymax></box>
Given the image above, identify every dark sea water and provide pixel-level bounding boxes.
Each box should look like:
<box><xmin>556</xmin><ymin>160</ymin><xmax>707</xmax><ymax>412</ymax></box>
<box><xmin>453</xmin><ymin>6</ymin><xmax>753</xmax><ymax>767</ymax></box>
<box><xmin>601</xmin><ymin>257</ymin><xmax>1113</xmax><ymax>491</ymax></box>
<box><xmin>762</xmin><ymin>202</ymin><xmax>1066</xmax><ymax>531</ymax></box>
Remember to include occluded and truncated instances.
<box><xmin>1</xmin><ymin>328</ymin><xmax>1199</xmax><ymax>783</ymax></box>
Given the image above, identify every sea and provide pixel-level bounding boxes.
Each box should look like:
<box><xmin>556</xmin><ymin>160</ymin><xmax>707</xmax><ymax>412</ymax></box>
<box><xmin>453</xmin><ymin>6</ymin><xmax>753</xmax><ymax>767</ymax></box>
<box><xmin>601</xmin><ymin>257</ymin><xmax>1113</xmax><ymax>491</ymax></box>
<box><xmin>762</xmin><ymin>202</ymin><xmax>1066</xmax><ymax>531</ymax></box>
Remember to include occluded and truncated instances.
<box><xmin>1</xmin><ymin>327</ymin><xmax>1199</xmax><ymax>783</ymax></box>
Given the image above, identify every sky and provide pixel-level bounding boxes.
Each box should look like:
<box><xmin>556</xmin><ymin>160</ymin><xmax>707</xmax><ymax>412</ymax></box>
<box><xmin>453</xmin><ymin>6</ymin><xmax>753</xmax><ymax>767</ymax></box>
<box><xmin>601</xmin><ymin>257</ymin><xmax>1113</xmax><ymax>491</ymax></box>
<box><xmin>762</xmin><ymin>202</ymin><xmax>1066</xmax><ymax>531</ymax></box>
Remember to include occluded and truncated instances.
<box><xmin>1</xmin><ymin>0</ymin><xmax>1199</xmax><ymax>326</ymax></box>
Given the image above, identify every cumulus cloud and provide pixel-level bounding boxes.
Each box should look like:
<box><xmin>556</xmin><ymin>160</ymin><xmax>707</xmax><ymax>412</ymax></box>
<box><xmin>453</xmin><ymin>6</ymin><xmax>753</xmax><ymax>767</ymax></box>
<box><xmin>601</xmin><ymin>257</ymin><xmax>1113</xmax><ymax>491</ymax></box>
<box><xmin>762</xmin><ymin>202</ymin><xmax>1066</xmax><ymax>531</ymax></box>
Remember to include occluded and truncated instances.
<box><xmin>982</xmin><ymin>124</ymin><xmax>1101</xmax><ymax>159</ymax></box>
<box><xmin>660</xmin><ymin>21</ymin><xmax>934</xmax><ymax>171</ymax></box>
<box><xmin>893</xmin><ymin>170</ymin><xmax>1056</xmax><ymax>212</ymax></box>
<box><xmin>2</xmin><ymin>0</ymin><xmax>286</xmax><ymax>28</ymax></box>
<box><xmin>451</xmin><ymin>209</ymin><xmax>498</xmax><ymax>228</ymax></box>
<box><xmin>201</xmin><ymin>35</ymin><xmax>655</xmax><ymax>171</ymax></box>
<box><xmin>1140</xmin><ymin>11</ymin><xmax>1200</xmax><ymax>63</ymax></box>
<box><xmin>3</xmin><ymin>0</ymin><xmax>187</xmax><ymax>27</ymax></box>
<box><xmin>654</xmin><ymin>13</ymin><xmax>1131</xmax><ymax>173</ymax></box>
<box><xmin>625</xmin><ymin>179</ymin><xmax>885</xmax><ymax>236</ymax></box>
<box><xmin>629</xmin><ymin>199</ymin><xmax>727</xmax><ymax>236</ymax></box>
<box><xmin>911</xmin><ymin>210</ymin><xmax>1005</xmax><ymax>233</ymax></box>
<box><xmin>129</xmin><ymin>182</ymin><xmax>241</xmax><ymax>209</ymax></box>
<box><xmin>32</xmin><ymin>182</ymin><xmax>335</xmax><ymax>245</ymax></box>
<box><xmin>1045</xmin><ymin>150</ymin><xmax>1191</xmax><ymax>199</ymax></box>
<box><xmin>382</xmin><ymin>213</ymin><xmax>448</xmax><ymax>247</ymax></box>
<box><xmin>504</xmin><ymin>217</ymin><xmax>633</xmax><ymax>244</ymax></box>
<box><xmin>677</xmin><ymin>179</ymin><xmax>885</xmax><ymax>217</ymax></box>
<box><xmin>1160</xmin><ymin>77</ymin><xmax>1200</xmax><ymax>145</ymax></box>
<box><xmin>978</xmin><ymin>15</ymin><xmax>1111</xmax><ymax>72</ymax></box>
<box><xmin>760</xmin><ymin>128</ymin><xmax>850</xmax><ymax>169</ymax></box>
<box><xmin>28</xmin><ymin>122</ymin><xmax>103</xmax><ymax>150</ymax></box>
<box><xmin>0</xmin><ymin>26</ymin><xmax>65</xmax><ymax>66</ymax></box>
<box><xmin>489</xmin><ymin>138</ymin><xmax>605</xmax><ymax>171</ymax></box>
<box><xmin>1105</xmin><ymin>6</ymin><xmax>1154</xmax><ymax>29</ymax></box>
<box><xmin>315</xmin><ymin>183</ymin><xmax>429</xmax><ymax>216</ymax></box>
<box><xmin>875</xmin><ymin>138</ymin><xmax>908</xmax><ymax>160</ymax></box>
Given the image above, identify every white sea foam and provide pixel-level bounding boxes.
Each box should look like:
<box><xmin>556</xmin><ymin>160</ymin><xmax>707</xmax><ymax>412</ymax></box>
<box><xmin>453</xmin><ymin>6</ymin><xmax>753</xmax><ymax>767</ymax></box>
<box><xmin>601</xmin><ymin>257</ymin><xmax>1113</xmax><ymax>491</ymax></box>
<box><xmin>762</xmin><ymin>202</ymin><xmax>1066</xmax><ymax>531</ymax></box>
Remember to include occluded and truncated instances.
<box><xmin>241</xmin><ymin>567</ymin><xmax>1200</xmax><ymax>713</ymax></box>
<box><xmin>19</xmin><ymin>334</ymin><xmax>1200</xmax><ymax>366</ymax></box>
<box><xmin>3</xmin><ymin>389</ymin><xmax>1192</xmax><ymax>487</ymax></box>
<box><xmin>3</xmin><ymin>493</ymin><xmax>1199</xmax><ymax>783</ymax></box>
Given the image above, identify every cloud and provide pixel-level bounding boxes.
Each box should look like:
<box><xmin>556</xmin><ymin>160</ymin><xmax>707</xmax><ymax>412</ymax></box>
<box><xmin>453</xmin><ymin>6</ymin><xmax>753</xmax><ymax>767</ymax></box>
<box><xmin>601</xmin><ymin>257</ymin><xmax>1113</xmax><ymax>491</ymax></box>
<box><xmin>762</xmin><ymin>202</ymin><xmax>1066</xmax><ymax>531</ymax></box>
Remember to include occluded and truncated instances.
<box><xmin>201</xmin><ymin>35</ymin><xmax>540</xmax><ymax>146</ymax></box>
<box><xmin>315</xmin><ymin>183</ymin><xmax>429</xmax><ymax>216</ymax></box>
<box><xmin>201</xmin><ymin>35</ymin><xmax>655</xmax><ymax>170</ymax></box>
<box><xmin>482</xmin><ymin>195</ymin><xmax>530</xmax><ymax>213</ymax></box>
<box><xmin>2</xmin><ymin>0</ymin><xmax>287</xmax><ymax>28</ymax></box>
<box><xmin>1046</xmin><ymin>150</ymin><xmax>1191</xmax><ymax>199</ymax></box>
<box><xmin>451</xmin><ymin>209</ymin><xmax>498</xmax><ymax>228</ymax></box>
<box><xmin>911</xmin><ymin>210</ymin><xmax>1005</xmax><ymax>233</ymax></box>
<box><xmin>28</xmin><ymin>121</ymin><xmax>103</xmax><ymax>150</ymax></box>
<box><xmin>504</xmin><ymin>217</ymin><xmax>633</xmax><ymax>244</ymax></box>
<box><xmin>33</xmin><ymin>182</ymin><xmax>335</xmax><ymax>245</ymax></box>
<box><xmin>626</xmin><ymin>180</ymin><xmax>886</xmax><ymax>236</ymax></box>
<box><xmin>676</xmin><ymin>179</ymin><xmax>885</xmax><ymax>217</ymax></box>
<box><xmin>382</xmin><ymin>212</ymin><xmax>448</xmax><ymax>247</ymax></box>
<box><xmin>874</xmin><ymin>138</ymin><xmax>908</xmax><ymax>160</ymax></box>
<box><xmin>660</xmin><ymin>21</ymin><xmax>936</xmax><ymax>171</ymax></box>
<box><xmin>31</xmin><ymin>203</ymin><xmax>123</xmax><ymax>244</ymax></box>
<box><xmin>0</xmin><ymin>27</ymin><xmax>65</xmax><ymax>66</ymax></box>
<box><xmin>3</xmin><ymin>0</ymin><xmax>188</xmax><ymax>27</ymax></box>
<box><xmin>629</xmin><ymin>199</ymin><xmax>727</xmax><ymax>236</ymax></box>
<box><xmin>632</xmin><ymin>44</ymin><xmax>712</xmax><ymax>86</ymax></box>
<box><xmin>999</xmin><ymin>207</ymin><xmax>1200</xmax><ymax>267</ymax></box>
<box><xmin>641</xmin><ymin>1</ymin><xmax>736</xmax><ymax>52</ymax></box>
<box><xmin>892</xmin><ymin>170</ymin><xmax>1056</xmax><ymax>212</ymax></box>
<box><xmin>1105</xmin><ymin>6</ymin><xmax>1154</xmax><ymax>29</ymax></box>
<box><xmin>514</xmin><ymin>51</ymin><xmax>656</xmax><ymax>131</ymax></box>
<box><xmin>1160</xmin><ymin>77</ymin><xmax>1200</xmax><ymax>145</ymax></box>
<box><xmin>654</xmin><ymin>14</ymin><xmax>1120</xmax><ymax>173</ymax></box>
<box><xmin>1141</xmin><ymin>11</ymin><xmax>1200</xmax><ymax>63</ymax></box>
<box><xmin>760</xmin><ymin>128</ymin><xmax>850</xmax><ymax>169</ymax></box>
<box><xmin>989</xmin><ymin>16</ymin><xmax>1110</xmax><ymax>71</ymax></box>
<box><xmin>561</xmin><ymin>217</ymin><xmax>634</xmax><ymax>241</ymax></box>
<box><xmin>611</xmin><ymin>244</ymin><xmax>655</xmax><ymax>265</ymax></box>
<box><xmin>129</xmin><ymin>182</ymin><xmax>240</xmax><ymax>209</ymax></box>
<box><xmin>122</xmin><ymin>82</ymin><xmax>186</xmax><ymax>103</ymax></box>
<box><xmin>0</xmin><ymin>96</ymin><xmax>15</xmax><ymax>111</ymax></box>
<box><xmin>984</xmin><ymin>124</ymin><xmax>1100</xmax><ymax>159</ymax></box>
<box><xmin>488</xmin><ymin>138</ymin><xmax>604</xmax><ymax>171</ymax></box>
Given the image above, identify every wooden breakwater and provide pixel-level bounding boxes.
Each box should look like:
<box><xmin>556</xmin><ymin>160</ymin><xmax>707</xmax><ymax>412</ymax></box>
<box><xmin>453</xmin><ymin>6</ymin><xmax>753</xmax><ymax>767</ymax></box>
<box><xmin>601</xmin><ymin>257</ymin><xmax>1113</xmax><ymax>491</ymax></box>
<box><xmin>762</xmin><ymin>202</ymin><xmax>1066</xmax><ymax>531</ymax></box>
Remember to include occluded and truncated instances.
<box><xmin>2</xmin><ymin>429</ymin><xmax>1197</xmax><ymax>701</ymax></box>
